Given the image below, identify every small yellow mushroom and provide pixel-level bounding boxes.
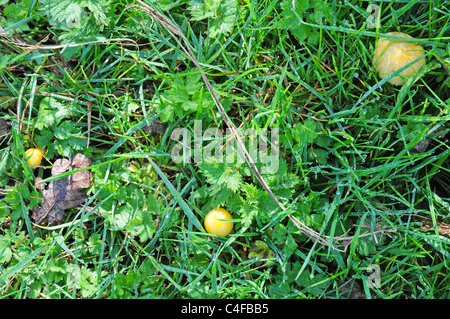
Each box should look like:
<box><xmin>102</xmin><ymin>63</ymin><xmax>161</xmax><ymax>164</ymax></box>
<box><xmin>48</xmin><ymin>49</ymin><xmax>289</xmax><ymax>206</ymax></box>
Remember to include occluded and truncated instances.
<box><xmin>25</xmin><ymin>148</ymin><xmax>45</xmax><ymax>167</ymax></box>
<box><xmin>373</xmin><ymin>32</ymin><xmax>426</xmax><ymax>86</ymax></box>
<box><xmin>204</xmin><ymin>208</ymin><xmax>233</xmax><ymax>236</ymax></box>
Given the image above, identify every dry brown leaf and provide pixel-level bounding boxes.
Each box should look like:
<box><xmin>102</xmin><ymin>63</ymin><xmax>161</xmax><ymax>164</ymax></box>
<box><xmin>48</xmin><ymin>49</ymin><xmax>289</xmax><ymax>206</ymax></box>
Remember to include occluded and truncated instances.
<box><xmin>418</xmin><ymin>218</ymin><xmax>450</xmax><ymax>237</ymax></box>
<box><xmin>32</xmin><ymin>153</ymin><xmax>92</xmax><ymax>225</ymax></box>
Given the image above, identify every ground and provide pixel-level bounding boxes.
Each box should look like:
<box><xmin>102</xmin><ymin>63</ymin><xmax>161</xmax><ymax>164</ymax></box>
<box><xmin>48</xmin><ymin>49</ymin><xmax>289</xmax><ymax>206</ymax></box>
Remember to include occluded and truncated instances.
<box><xmin>0</xmin><ymin>0</ymin><xmax>449</xmax><ymax>299</ymax></box>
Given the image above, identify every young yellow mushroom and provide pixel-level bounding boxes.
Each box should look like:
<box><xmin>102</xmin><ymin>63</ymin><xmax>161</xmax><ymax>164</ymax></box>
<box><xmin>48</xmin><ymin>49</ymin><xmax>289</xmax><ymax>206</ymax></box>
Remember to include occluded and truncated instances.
<box><xmin>204</xmin><ymin>208</ymin><xmax>233</xmax><ymax>236</ymax></box>
<box><xmin>373</xmin><ymin>32</ymin><xmax>426</xmax><ymax>86</ymax></box>
<box><xmin>25</xmin><ymin>148</ymin><xmax>45</xmax><ymax>167</ymax></box>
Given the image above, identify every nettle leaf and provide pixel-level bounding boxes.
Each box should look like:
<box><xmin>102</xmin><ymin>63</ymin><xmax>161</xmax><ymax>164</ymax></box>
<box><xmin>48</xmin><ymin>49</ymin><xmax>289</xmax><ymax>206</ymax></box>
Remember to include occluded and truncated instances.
<box><xmin>189</xmin><ymin>0</ymin><xmax>217</xmax><ymax>20</ymax></box>
<box><xmin>39</xmin><ymin>0</ymin><xmax>111</xmax><ymax>28</ymax></box>
<box><xmin>315</xmin><ymin>135</ymin><xmax>333</xmax><ymax>148</ymax></box>
<box><xmin>264</xmin><ymin>159</ymin><xmax>301</xmax><ymax>201</ymax></box>
<box><xmin>157</xmin><ymin>73</ymin><xmax>214</xmax><ymax>122</ymax></box>
<box><xmin>3</xmin><ymin>0</ymin><xmax>32</xmax><ymax>35</ymax></box>
<box><xmin>188</xmin><ymin>0</ymin><xmax>238</xmax><ymax>38</ymax></box>
<box><xmin>293</xmin><ymin>193</ymin><xmax>326</xmax><ymax>231</ymax></box>
<box><xmin>310</xmin><ymin>147</ymin><xmax>329</xmax><ymax>165</ymax></box>
<box><xmin>104</xmin><ymin>185</ymin><xmax>157</xmax><ymax>242</ymax></box>
<box><xmin>268</xmin><ymin>281</ymin><xmax>291</xmax><ymax>298</ymax></box>
<box><xmin>239</xmin><ymin>183</ymin><xmax>280</xmax><ymax>227</ymax></box>
<box><xmin>39</xmin><ymin>0</ymin><xmax>83</xmax><ymax>28</ymax></box>
<box><xmin>112</xmin><ymin>259</ymin><xmax>156</xmax><ymax>298</ymax></box>
<box><xmin>208</xmin><ymin>0</ymin><xmax>237</xmax><ymax>38</ymax></box>
<box><xmin>80</xmin><ymin>0</ymin><xmax>112</xmax><ymax>26</ymax></box>
<box><xmin>66</xmin><ymin>264</ymin><xmax>106</xmax><ymax>297</ymax></box>
<box><xmin>240</xmin><ymin>204</ymin><xmax>258</xmax><ymax>231</ymax></box>
<box><xmin>199</xmin><ymin>160</ymin><xmax>243</xmax><ymax>194</ymax></box>
<box><xmin>185</xmin><ymin>73</ymin><xmax>203</xmax><ymax>94</ymax></box>
<box><xmin>149</xmin><ymin>0</ymin><xmax>186</xmax><ymax>11</ymax></box>
<box><xmin>34</xmin><ymin>128</ymin><xmax>54</xmax><ymax>150</ymax></box>
<box><xmin>272</xmin><ymin>223</ymin><xmax>288</xmax><ymax>245</ymax></box>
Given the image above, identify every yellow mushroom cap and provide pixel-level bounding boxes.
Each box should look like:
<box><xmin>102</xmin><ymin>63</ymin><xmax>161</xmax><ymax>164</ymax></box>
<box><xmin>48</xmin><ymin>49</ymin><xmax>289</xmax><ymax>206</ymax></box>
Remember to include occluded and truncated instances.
<box><xmin>204</xmin><ymin>208</ymin><xmax>233</xmax><ymax>236</ymax></box>
<box><xmin>373</xmin><ymin>32</ymin><xmax>426</xmax><ymax>86</ymax></box>
<box><xmin>25</xmin><ymin>148</ymin><xmax>44</xmax><ymax>167</ymax></box>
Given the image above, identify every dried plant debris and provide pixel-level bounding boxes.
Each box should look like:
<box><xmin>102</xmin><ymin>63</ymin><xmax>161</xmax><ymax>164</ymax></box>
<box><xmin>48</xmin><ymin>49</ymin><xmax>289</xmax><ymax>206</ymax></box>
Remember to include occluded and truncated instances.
<box><xmin>0</xmin><ymin>118</ymin><xmax>9</xmax><ymax>136</ymax></box>
<box><xmin>338</xmin><ymin>279</ymin><xmax>368</xmax><ymax>299</ymax></box>
<box><xmin>32</xmin><ymin>153</ymin><xmax>92</xmax><ymax>226</ymax></box>
<box><xmin>0</xmin><ymin>118</ymin><xmax>11</xmax><ymax>148</ymax></box>
<box><xmin>141</xmin><ymin>116</ymin><xmax>168</xmax><ymax>134</ymax></box>
<box><xmin>417</xmin><ymin>218</ymin><xmax>450</xmax><ymax>237</ymax></box>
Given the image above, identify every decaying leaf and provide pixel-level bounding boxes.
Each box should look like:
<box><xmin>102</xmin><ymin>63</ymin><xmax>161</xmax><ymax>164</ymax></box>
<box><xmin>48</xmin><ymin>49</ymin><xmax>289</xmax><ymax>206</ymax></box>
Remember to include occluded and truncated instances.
<box><xmin>248</xmin><ymin>240</ymin><xmax>276</xmax><ymax>267</ymax></box>
<box><xmin>418</xmin><ymin>218</ymin><xmax>450</xmax><ymax>237</ymax></box>
<box><xmin>32</xmin><ymin>153</ymin><xmax>92</xmax><ymax>225</ymax></box>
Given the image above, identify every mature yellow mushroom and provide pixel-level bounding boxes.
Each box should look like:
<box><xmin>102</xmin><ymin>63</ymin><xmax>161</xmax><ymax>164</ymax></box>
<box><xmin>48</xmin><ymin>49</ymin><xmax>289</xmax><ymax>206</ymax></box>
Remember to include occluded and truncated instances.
<box><xmin>25</xmin><ymin>148</ymin><xmax>45</xmax><ymax>168</ymax></box>
<box><xmin>204</xmin><ymin>208</ymin><xmax>233</xmax><ymax>236</ymax></box>
<box><xmin>373</xmin><ymin>32</ymin><xmax>426</xmax><ymax>85</ymax></box>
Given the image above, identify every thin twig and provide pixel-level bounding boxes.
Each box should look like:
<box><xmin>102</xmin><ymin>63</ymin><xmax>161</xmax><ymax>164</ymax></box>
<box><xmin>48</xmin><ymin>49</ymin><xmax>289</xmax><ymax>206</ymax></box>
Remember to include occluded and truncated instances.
<box><xmin>0</xmin><ymin>37</ymin><xmax>141</xmax><ymax>51</ymax></box>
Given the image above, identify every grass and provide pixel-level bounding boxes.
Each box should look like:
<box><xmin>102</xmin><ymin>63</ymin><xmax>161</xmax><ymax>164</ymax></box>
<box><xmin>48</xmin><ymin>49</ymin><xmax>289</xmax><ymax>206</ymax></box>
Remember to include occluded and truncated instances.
<box><xmin>0</xmin><ymin>0</ymin><xmax>449</xmax><ymax>299</ymax></box>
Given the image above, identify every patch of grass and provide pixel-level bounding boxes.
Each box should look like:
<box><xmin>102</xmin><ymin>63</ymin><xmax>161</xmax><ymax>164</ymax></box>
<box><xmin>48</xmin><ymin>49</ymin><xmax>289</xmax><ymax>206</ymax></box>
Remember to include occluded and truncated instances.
<box><xmin>1</xmin><ymin>0</ymin><xmax>449</xmax><ymax>299</ymax></box>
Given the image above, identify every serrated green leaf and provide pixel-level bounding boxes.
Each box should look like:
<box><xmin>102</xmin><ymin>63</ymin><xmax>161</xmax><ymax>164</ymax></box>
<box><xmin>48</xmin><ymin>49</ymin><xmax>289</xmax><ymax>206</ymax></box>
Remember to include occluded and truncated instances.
<box><xmin>315</xmin><ymin>135</ymin><xmax>333</xmax><ymax>148</ymax></box>
<box><xmin>199</xmin><ymin>160</ymin><xmax>243</xmax><ymax>193</ymax></box>
<box><xmin>0</xmin><ymin>245</ymin><xmax>45</xmax><ymax>285</ymax></box>
<box><xmin>271</xmin><ymin>223</ymin><xmax>288</xmax><ymax>245</ymax></box>
<box><xmin>268</xmin><ymin>281</ymin><xmax>291</xmax><ymax>298</ymax></box>
<box><xmin>35</xmin><ymin>97</ymin><xmax>70</xmax><ymax>130</ymax></box>
<box><xmin>311</xmin><ymin>147</ymin><xmax>329</xmax><ymax>165</ymax></box>
<box><xmin>39</xmin><ymin>0</ymin><xmax>111</xmax><ymax>28</ymax></box>
<box><xmin>189</xmin><ymin>0</ymin><xmax>221</xmax><ymax>20</ymax></box>
<box><xmin>149</xmin><ymin>0</ymin><xmax>185</xmax><ymax>11</ymax></box>
<box><xmin>3</xmin><ymin>0</ymin><xmax>32</xmax><ymax>34</ymax></box>
<box><xmin>80</xmin><ymin>0</ymin><xmax>111</xmax><ymax>26</ymax></box>
<box><xmin>157</xmin><ymin>72</ymin><xmax>214</xmax><ymax>122</ymax></box>
<box><xmin>188</xmin><ymin>0</ymin><xmax>237</xmax><ymax>38</ymax></box>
